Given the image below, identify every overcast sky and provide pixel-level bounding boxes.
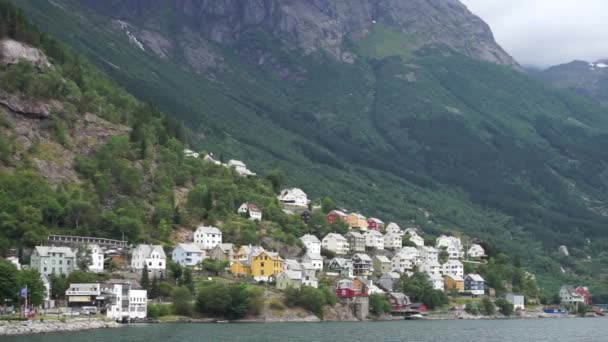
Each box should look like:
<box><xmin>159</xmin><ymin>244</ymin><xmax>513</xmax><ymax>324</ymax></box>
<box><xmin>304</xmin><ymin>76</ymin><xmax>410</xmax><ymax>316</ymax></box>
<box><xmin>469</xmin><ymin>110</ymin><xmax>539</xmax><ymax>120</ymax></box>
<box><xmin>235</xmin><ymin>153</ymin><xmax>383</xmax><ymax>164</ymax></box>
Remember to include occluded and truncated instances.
<box><xmin>460</xmin><ymin>0</ymin><xmax>608</xmax><ymax>68</ymax></box>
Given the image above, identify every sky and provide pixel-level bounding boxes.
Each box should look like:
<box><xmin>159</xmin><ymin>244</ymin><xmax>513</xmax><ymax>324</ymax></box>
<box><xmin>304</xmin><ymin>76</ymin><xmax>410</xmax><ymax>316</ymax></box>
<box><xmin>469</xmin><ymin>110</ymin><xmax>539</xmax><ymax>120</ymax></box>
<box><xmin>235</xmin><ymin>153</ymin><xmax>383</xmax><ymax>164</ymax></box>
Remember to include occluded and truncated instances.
<box><xmin>460</xmin><ymin>0</ymin><xmax>608</xmax><ymax>68</ymax></box>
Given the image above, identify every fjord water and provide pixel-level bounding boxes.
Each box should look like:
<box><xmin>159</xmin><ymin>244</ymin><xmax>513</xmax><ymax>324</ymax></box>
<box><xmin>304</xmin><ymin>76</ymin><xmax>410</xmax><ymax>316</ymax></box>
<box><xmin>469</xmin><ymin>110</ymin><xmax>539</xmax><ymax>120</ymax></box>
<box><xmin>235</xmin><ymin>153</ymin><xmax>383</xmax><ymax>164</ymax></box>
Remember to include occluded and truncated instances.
<box><xmin>4</xmin><ymin>319</ymin><xmax>608</xmax><ymax>342</ymax></box>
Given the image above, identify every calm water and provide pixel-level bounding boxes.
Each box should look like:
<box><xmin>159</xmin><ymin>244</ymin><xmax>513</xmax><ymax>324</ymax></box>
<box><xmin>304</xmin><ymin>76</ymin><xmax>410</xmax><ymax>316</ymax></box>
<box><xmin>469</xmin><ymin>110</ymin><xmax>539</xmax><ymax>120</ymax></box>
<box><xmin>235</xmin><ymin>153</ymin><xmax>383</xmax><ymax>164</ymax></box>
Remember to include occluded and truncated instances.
<box><xmin>4</xmin><ymin>319</ymin><xmax>608</xmax><ymax>342</ymax></box>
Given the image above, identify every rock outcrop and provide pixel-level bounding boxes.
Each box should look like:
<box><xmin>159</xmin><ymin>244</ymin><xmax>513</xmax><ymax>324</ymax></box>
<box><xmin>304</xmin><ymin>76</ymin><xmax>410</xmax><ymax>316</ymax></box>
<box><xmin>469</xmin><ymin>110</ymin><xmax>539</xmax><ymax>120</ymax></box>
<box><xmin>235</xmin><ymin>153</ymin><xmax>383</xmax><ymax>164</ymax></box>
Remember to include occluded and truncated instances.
<box><xmin>0</xmin><ymin>39</ymin><xmax>51</xmax><ymax>69</ymax></box>
<box><xmin>79</xmin><ymin>0</ymin><xmax>518</xmax><ymax>69</ymax></box>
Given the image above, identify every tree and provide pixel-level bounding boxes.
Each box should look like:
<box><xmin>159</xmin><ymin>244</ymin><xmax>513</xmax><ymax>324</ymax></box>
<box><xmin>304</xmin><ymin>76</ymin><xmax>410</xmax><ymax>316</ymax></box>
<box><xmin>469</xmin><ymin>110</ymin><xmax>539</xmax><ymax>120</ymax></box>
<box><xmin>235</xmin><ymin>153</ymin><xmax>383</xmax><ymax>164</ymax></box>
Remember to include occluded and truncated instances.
<box><xmin>369</xmin><ymin>293</ymin><xmax>391</xmax><ymax>316</ymax></box>
<box><xmin>481</xmin><ymin>297</ymin><xmax>496</xmax><ymax>316</ymax></box>
<box><xmin>495</xmin><ymin>298</ymin><xmax>514</xmax><ymax>316</ymax></box>
<box><xmin>157</xmin><ymin>219</ymin><xmax>172</xmax><ymax>242</ymax></box>
<box><xmin>265</xmin><ymin>170</ymin><xmax>287</xmax><ymax>193</ymax></box>
<box><xmin>76</xmin><ymin>245</ymin><xmax>92</xmax><ymax>271</ymax></box>
<box><xmin>321</xmin><ymin>197</ymin><xmax>336</xmax><ymax>214</ymax></box>
<box><xmin>150</xmin><ymin>276</ymin><xmax>160</xmax><ymax>299</ymax></box>
<box><xmin>169</xmin><ymin>261</ymin><xmax>183</xmax><ymax>285</ymax></box>
<box><xmin>396</xmin><ymin>272</ymin><xmax>448</xmax><ymax>309</ymax></box>
<box><xmin>183</xmin><ymin>267</ymin><xmax>194</xmax><ymax>293</ymax></box>
<box><xmin>465</xmin><ymin>302</ymin><xmax>479</xmax><ymax>315</ymax></box>
<box><xmin>18</xmin><ymin>269</ymin><xmax>45</xmax><ymax>306</ymax></box>
<box><xmin>576</xmin><ymin>303</ymin><xmax>589</xmax><ymax>317</ymax></box>
<box><xmin>438</xmin><ymin>247</ymin><xmax>449</xmax><ymax>264</ymax></box>
<box><xmin>0</xmin><ymin>260</ymin><xmax>19</xmax><ymax>305</ymax></box>
<box><xmin>49</xmin><ymin>274</ymin><xmax>68</xmax><ymax>300</ymax></box>
<box><xmin>172</xmin><ymin>286</ymin><xmax>193</xmax><ymax>316</ymax></box>
<box><xmin>141</xmin><ymin>264</ymin><xmax>150</xmax><ymax>290</ymax></box>
<box><xmin>202</xmin><ymin>259</ymin><xmax>228</xmax><ymax>276</ymax></box>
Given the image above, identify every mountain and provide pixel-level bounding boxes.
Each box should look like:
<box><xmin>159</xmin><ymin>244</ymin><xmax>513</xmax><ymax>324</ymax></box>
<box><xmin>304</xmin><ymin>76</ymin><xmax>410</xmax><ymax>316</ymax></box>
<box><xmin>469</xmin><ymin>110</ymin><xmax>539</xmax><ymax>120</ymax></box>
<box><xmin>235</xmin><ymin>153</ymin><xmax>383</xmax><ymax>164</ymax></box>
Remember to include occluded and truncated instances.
<box><xmin>10</xmin><ymin>0</ymin><xmax>608</xmax><ymax>289</ymax></box>
<box><xmin>537</xmin><ymin>59</ymin><xmax>608</xmax><ymax>106</ymax></box>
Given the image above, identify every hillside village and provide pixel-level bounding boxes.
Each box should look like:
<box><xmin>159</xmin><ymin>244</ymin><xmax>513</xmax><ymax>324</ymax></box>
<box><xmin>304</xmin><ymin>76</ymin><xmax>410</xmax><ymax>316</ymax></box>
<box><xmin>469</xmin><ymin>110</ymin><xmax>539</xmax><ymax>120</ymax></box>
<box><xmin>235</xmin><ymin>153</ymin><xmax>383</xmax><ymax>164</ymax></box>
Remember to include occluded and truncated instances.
<box><xmin>1</xmin><ymin>150</ymin><xmax>598</xmax><ymax>322</ymax></box>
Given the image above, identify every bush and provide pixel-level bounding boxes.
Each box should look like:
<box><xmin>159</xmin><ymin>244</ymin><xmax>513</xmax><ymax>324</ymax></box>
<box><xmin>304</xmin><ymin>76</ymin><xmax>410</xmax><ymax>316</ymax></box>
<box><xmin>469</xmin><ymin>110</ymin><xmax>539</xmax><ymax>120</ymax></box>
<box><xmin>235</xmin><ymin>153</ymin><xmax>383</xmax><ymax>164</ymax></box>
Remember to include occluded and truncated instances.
<box><xmin>196</xmin><ymin>281</ymin><xmax>263</xmax><ymax>319</ymax></box>
<box><xmin>481</xmin><ymin>297</ymin><xmax>496</xmax><ymax>316</ymax></box>
<box><xmin>148</xmin><ymin>304</ymin><xmax>172</xmax><ymax>318</ymax></box>
<box><xmin>495</xmin><ymin>298</ymin><xmax>514</xmax><ymax>316</ymax></box>
<box><xmin>270</xmin><ymin>301</ymin><xmax>286</xmax><ymax>311</ymax></box>
<box><xmin>369</xmin><ymin>294</ymin><xmax>391</xmax><ymax>316</ymax></box>
<box><xmin>172</xmin><ymin>286</ymin><xmax>193</xmax><ymax>316</ymax></box>
<box><xmin>464</xmin><ymin>302</ymin><xmax>479</xmax><ymax>315</ymax></box>
<box><xmin>284</xmin><ymin>285</ymin><xmax>337</xmax><ymax>319</ymax></box>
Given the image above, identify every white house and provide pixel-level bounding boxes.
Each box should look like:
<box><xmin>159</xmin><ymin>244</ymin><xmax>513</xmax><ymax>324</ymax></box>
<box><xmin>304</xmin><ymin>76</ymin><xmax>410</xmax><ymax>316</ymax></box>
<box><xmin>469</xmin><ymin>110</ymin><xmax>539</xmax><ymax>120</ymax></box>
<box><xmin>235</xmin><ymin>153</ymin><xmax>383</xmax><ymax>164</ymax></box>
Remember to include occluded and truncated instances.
<box><xmin>407</xmin><ymin>234</ymin><xmax>425</xmax><ymax>247</ymax></box>
<box><xmin>420</xmin><ymin>260</ymin><xmax>442</xmax><ymax>278</ymax></box>
<box><xmin>131</xmin><ymin>244</ymin><xmax>166</xmax><ymax>276</ymax></box>
<box><xmin>238</xmin><ymin>202</ymin><xmax>263</xmax><ymax>221</ymax></box>
<box><xmin>322</xmin><ymin>233</ymin><xmax>349</xmax><ymax>255</ymax></box>
<box><xmin>300</xmin><ymin>234</ymin><xmax>322</xmax><ymax>255</ymax></box>
<box><xmin>278</xmin><ymin>188</ymin><xmax>310</xmax><ymax>208</ymax></box>
<box><xmin>428</xmin><ymin>273</ymin><xmax>445</xmax><ymax>291</ymax></box>
<box><xmin>103</xmin><ymin>281</ymin><xmax>147</xmax><ymax>321</ymax></box>
<box><xmin>385</xmin><ymin>222</ymin><xmax>402</xmax><ymax>235</ymax></box>
<box><xmin>364</xmin><ymin>230</ymin><xmax>385</xmax><ymax>250</ymax></box>
<box><xmin>384</xmin><ymin>232</ymin><xmax>403</xmax><ymax>250</ymax></box>
<box><xmin>88</xmin><ymin>244</ymin><xmax>105</xmax><ymax>273</ymax></box>
<box><xmin>391</xmin><ymin>252</ymin><xmax>414</xmax><ymax>274</ymax></box>
<box><xmin>441</xmin><ymin>259</ymin><xmax>464</xmax><ymax>277</ymax></box>
<box><xmin>172</xmin><ymin>243</ymin><xmax>206</xmax><ymax>267</ymax></box>
<box><xmin>228</xmin><ymin>160</ymin><xmax>256</xmax><ymax>176</ymax></box>
<box><xmin>559</xmin><ymin>285</ymin><xmax>586</xmax><ymax>304</ymax></box>
<box><xmin>6</xmin><ymin>256</ymin><xmax>21</xmax><ymax>270</ymax></box>
<box><xmin>506</xmin><ymin>293</ymin><xmax>525</xmax><ymax>310</ymax></box>
<box><xmin>467</xmin><ymin>244</ymin><xmax>486</xmax><ymax>258</ymax></box>
<box><xmin>194</xmin><ymin>225</ymin><xmax>223</xmax><ymax>250</ymax></box>
<box><xmin>436</xmin><ymin>235</ymin><xmax>464</xmax><ymax>259</ymax></box>
<box><xmin>30</xmin><ymin>246</ymin><xmax>76</xmax><ymax>276</ymax></box>
<box><xmin>183</xmin><ymin>149</ymin><xmax>199</xmax><ymax>158</ymax></box>
<box><xmin>398</xmin><ymin>246</ymin><xmax>421</xmax><ymax>264</ymax></box>
<box><xmin>302</xmin><ymin>253</ymin><xmax>323</xmax><ymax>270</ymax></box>
<box><xmin>418</xmin><ymin>246</ymin><xmax>439</xmax><ymax>264</ymax></box>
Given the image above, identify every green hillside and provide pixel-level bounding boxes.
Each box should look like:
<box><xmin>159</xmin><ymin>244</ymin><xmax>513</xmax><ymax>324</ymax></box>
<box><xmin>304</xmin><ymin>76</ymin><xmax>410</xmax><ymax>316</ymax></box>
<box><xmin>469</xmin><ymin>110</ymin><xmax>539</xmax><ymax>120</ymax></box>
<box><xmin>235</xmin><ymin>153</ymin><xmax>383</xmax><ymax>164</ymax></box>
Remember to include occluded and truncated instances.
<box><xmin>8</xmin><ymin>0</ymin><xmax>608</xmax><ymax>294</ymax></box>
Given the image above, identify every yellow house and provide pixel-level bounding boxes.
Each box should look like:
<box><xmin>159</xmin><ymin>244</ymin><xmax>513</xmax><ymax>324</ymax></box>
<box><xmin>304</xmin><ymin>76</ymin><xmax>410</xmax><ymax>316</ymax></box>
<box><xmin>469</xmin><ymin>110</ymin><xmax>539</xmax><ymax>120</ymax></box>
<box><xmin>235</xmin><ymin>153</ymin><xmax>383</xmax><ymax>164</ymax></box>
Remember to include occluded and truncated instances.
<box><xmin>230</xmin><ymin>259</ymin><xmax>252</xmax><ymax>277</ymax></box>
<box><xmin>251</xmin><ymin>251</ymin><xmax>284</xmax><ymax>281</ymax></box>
<box><xmin>347</xmin><ymin>213</ymin><xmax>367</xmax><ymax>231</ymax></box>
<box><xmin>444</xmin><ymin>275</ymin><xmax>464</xmax><ymax>292</ymax></box>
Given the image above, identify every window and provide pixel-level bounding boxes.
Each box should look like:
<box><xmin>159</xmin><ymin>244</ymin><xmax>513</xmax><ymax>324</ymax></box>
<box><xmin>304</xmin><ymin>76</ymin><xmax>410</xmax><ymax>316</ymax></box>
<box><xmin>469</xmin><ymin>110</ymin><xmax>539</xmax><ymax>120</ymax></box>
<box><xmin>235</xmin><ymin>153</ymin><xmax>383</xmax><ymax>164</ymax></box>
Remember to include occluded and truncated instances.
<box><xmin>260</xmin><ymin>262</ymin><xmax>265</xmax><ymax>267</ymax></box>
<box><xmin>261</xmin><ymin>270</ymin><xmax>265</xmax><ymax>275</ymax></box>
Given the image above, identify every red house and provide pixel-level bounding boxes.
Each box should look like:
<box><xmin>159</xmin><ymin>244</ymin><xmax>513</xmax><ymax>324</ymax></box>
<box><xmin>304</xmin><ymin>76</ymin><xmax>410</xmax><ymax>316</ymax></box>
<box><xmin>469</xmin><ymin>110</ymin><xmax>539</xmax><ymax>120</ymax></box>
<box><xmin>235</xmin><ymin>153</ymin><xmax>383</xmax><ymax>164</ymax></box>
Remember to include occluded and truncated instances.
<box><xmin>327</xmin><ymin>210</ymin><xmax>348</xmax><ymax>225</ymax></box>
<box><xmin>336</xmin><ymin>278</ymin><xmax>369</xmax><ymax>298</ymax></box>
<box><xmin>576</xmin><ymin>286</ymin><xmax>592</xmax><ymax>305</ymax></box>
<box><xmin>367</xmin><ymin>217</ymin><xmax>385</xmax><ymax>231</ymax></box>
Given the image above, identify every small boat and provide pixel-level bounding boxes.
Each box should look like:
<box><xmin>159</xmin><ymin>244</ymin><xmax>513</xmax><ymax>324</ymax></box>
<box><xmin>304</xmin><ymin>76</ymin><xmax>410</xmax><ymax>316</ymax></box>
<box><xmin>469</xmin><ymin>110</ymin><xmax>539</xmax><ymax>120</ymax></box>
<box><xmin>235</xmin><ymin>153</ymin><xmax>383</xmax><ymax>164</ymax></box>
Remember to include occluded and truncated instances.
<box><xmin>216</xmin><ymin>320</ymin><xmax>229</xmax><ymax>323</ymax></box>
<box><xmin>404</xmin><ymin>314</ymin><xmax>428</xmax><ymax>320</ymax></box>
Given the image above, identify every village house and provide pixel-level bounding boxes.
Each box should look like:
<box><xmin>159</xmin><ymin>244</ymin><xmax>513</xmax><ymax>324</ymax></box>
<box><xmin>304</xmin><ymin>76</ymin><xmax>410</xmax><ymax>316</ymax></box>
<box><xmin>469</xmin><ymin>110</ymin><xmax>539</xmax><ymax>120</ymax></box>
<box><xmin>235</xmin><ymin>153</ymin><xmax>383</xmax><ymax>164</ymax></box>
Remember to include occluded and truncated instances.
<box><xmin>237</xmin><ymin>202</ymin><xmax>263</xmax><ymax>221</ymax></box>
<box><xmin>388</xmin><ymin>292</ymin><xmax>411</xmax><ymax>312</ymax></box>
<box><xmin>444</xmin><ymin>275</ymin><xmax>464</xmax><ymax>292</ymax></box>
<box><xmin>326</xmin><ymin>209</ymin><xmax>349</xmax><ymax>225</ymax></box>
<box><xmin>194</xmin><ymin>225</ymin><xmax>222</xmax><ymax>250</ymax></box>
<box><xmin>373</xmin><ymin>255</ymin><xmax>392</xmax><ymax>274</ymax></box>
<box><xmin>367</xmin><ymin>217</ymin><xmax>385</xmax><ymax>231</ymax></box>
<box><xmin>385</xmin><ymin>222</ymin><xmax>402</xmax><ymax>235</ymax></box>
<box><xmin>278</xmin><ymin>188</ymin><xmax>310</xmax><ymax>208</ymax></box>
<box><xmin>131</xmin><ymin>244</ymin><xmax>166</xmax><ymax>277</ymax></box>
<box><xmin>391</xmin><ymin>252</ymin><xmax>414</xmax><ymax>274</ymax></box>
<box><xmin>378</xmin><ymin>272</ymin><xmax>401</xmax><ymax>292</ymax></box>
<box><xmin>302</xmin><ymin>253</ymin><xmax>323</xmax><ymax>270</ymax></box>
<box><xmin>464</xmin><ymin>274</ymin><xmax>486</xmax><ymax>296</ymax></box>
<box><xmin>347</xmin><ymin>213</ymin><xmax>368</xmax><ymax>231</ymax></box>
<box><xmin>351</xmin><ymin>253</ymin><xmax>373</xmax><ymax>276</ymax></box>
<box><xmin>30</xmin><ymin>246</ymin><xmax>76</xmax><ymax>276</ymax></box>
<box><xmin>398</xmin><ymin>246</ymin><xmax>421</xmax><ymax>264</ymax></box>
<box><xmin>560</xmin><ymin>285</ymin><xmax>592</xmax><ymax>305</ymax></box>
<box><xmin>429</xmin><ymin>273</ymin><xmax>445</xmax><ymax>291</ymax></box>
<box><xmin>276</xmin><ymin>270</ymin><xmax>302</xmax><ymax>290</ymax></box>
<box><xmin>230</xmin><ymin>245</ymin><xmax>265</xmax><ymax>277</ymax></box>
<box><xmin>183</xmin><ymin>149</ymin><xmax>199</xmax><ymax>158</ymax></box>
<box><xmin>407</xmin><ymin>234</ymin><xmax>425</xmax><ymax>247</ymax></box>
<box><xmin>228</xmin><ymin>159</ymin><xmax>256</xmax><ymax>176</ymax></box>
<box><xmin>251</xmin><ymin>251</ymin><xmax>284</xmax><ymax>281</ymax></box>
<box><xmin>384</xmin><ymin>232</ymin><xmax>403</xmax><ymax>250</ymax></box>
<box><xmin>419</xmin><ymin>260</ymin><xmax>442</xmax><ymax>278</ymax></box>
<box><xmin>436</xmin><ymin>235</ymin><xmax>464</xmax><ymax>259</ymax></box>
<box><xmin>336</xmin><ymin>278</ymin><xmax>369</xmax><ymax>298</ymax></box>
<box><xmin>418</xmin><ymin>246</ymin><xmax>439</xmax><ymax>264</ymax></box>
<box><xmin>467</xmin><ymin>244</ymin><xmax>486</xmax><ymax>259</ymax></box>
<box><xmin>364</xmin><ymin>230</ymin><xmax>385</xmax><ymax>250</ymax></box>
<box><xmin>327</xmin><ymin>258</ymin><xmax>354</xmax><ymax>277</ymax></box>
<box><xmin>65</xmin><ymin>283</ymin><xmax>101</xmax><ymax>307</ymax></box>
<box><xmin>441</xmin><ymin>259</ymin><xmax>464</xmax><ymax>277</ymax></box>
<box><xmin>208</xmin><ymin>243</ymin><xmax>235</xmax><ymax>265</ymax></box>
<box><xmin>367</xmin><ymin>282</ymin><xmax>385</xmax><ymax>295</ymax></box>
<box><xmin>87</xmin><ymin>244</ymin><xmax>105</xmax><ymax>273</ymax></box>
<box><xmin>300</xmin><ymin>234</ymin><xmax>322</xmax><ymax>255</ymax></box>
<box><xmin>345</xmin><ymin>231</ymin><xmax>366</xmax><ymax>253</ymax></box>
<box><xmin>103</xmin><ymin>280</ymin><xmax>148</xmax><ymax>321</ymax></box>
<box><xmin>322</xmin><ymin>233</ymin><xmax>350</xmax><ymax>255</ymax></box>
<box><xmin>506</xmin><ymin>293</ymin><xmax>525</xmax><ymax>310</ymax></box>
<box><xmin>171</xmin><ymin>243</ymin><xmax>206</xmax><ymax>267</ymax></box>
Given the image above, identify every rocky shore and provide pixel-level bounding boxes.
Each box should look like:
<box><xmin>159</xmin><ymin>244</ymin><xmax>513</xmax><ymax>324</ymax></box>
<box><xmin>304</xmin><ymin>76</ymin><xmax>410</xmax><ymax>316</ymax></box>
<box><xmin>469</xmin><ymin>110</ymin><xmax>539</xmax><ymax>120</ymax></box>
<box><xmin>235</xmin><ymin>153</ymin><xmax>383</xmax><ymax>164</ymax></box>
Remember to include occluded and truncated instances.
<box><xmin>0</xmin><ymin>318</ymin><xmax>121</xmax><ymax>336</ymax></box>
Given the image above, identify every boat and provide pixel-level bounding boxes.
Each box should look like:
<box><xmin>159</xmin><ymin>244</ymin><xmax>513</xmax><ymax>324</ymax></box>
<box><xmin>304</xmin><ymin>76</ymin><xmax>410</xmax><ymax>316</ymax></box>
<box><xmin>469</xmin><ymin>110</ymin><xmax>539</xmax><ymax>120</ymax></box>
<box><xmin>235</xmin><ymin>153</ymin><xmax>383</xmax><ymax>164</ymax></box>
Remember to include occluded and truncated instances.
<box><xmin>404</xmin><ymin>314</ymin><xmax>428</xmax><ymax>320</ymax></box>
<box><xmin>216</xmin><ymin>320</ymin><xmax>229</xmax><ymax>323</ymax></box>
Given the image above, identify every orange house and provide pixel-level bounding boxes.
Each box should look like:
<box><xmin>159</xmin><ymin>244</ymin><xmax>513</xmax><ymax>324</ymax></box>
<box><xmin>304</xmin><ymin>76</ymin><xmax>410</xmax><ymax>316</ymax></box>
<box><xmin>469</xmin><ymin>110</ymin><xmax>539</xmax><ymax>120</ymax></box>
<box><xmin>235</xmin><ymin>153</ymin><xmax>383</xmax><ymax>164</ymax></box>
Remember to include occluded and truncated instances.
<box><xmin>347</xmin><ymin>213</ymin><xmax>367</xmax><ymax>231</ymax></box>
<box><xmin>444</xmin><ymin>275</ymin><xmax>465</xmax><ymax>292</ymax></box>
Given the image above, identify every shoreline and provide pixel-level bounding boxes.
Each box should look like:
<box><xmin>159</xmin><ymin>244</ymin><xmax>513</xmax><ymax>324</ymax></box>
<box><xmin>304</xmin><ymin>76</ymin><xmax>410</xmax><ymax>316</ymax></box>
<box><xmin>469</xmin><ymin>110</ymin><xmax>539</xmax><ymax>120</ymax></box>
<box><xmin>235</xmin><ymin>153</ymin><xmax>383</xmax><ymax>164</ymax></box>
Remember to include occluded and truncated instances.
<box><xmin>0</xmin><ymin>318</ymin><xmax>121</xmax><ymax>337</ymax></box>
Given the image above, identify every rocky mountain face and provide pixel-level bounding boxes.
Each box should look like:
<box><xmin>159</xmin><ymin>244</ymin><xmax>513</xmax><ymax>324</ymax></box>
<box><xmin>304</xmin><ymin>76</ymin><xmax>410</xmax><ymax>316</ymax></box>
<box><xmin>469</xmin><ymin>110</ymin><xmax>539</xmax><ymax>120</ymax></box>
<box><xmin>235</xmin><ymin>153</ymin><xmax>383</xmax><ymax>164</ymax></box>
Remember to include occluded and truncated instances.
<box><xmin>537</xmin><ymin>59</ymin><xmax>608</xmax><ymax>106</ymax></box>
<box><xmin>78</xmin><ymin>0</ymin><xmax>518</xmax><ymax>70</ymax></box>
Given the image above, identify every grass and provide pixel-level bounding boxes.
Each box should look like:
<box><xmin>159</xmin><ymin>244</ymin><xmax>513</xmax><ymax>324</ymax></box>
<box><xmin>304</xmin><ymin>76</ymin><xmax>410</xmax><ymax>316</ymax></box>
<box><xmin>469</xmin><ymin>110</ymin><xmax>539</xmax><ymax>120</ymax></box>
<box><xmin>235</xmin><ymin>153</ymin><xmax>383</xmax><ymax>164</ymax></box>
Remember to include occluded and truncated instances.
<box><xmin>355</xmin><ymin>25</ymin><xmax>416</xmax><ymax>60</ymax></box>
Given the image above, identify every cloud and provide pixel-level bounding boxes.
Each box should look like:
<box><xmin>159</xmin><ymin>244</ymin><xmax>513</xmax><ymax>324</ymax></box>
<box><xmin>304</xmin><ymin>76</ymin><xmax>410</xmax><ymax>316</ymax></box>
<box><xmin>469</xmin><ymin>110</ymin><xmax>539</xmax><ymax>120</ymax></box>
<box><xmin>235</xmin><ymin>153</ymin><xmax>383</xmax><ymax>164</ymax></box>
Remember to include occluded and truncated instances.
<box><xmin>460</xmin><ymin>0</ymin><xmax>608</xmax><ymax>68</ymax></box>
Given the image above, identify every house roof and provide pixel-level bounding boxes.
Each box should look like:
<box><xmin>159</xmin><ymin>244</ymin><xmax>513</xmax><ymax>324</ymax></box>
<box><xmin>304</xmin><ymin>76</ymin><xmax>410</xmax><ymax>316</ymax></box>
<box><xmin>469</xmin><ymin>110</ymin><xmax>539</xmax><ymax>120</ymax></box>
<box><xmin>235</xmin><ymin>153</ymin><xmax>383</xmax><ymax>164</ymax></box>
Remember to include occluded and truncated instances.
<box><xmin>284</xmin><ymin>259</ymin><xmax>302</xmax><ymax>270</ymax></box>
<box><xmin>368</xmin><ymin>217</ymin><xmax>384</xmax><ymax>224</ymax></box>
<box><xmin>352</xmin><ymin>253</ymin><xmax>372</xmax><ymax>262</ymax></box>
<box><xmin>175</xmin><ymin>243</ymin><xmax>203</xmax><ymax>254</ymax></box>
<box><xmin>219</xmin><ymin>243</ymin><xmax>234</xmax><ymax>251</ymax></box>
<box><xmin>346</xmin><ymin>231</ymin><xmax>365</xmax><ymax>238</ymax></box>
<box><xmin>365</xmin><ymin>230</ymin><xmax>383</xmax><ymax>237</ymax></box>
<box><xmin>196</xmin><ymin>225</ymin><xmax>222</xmax><ymax>235</ymax></box>
<box><xmin>443</xmin><ymin>259</ymin><xmax>463</xmax><ymax>267</ymax></box>
<box><xmin>34</xmin><ymin>246</ymin><xmax>76</xmax><ymax>258</ymax></box>
<box><xmin>419</xmin><ymin>246</ymin><xmax>438</xmax><ymax>253</ymax></box>
<box><xmin>445</xmin><ymin>274</ymin><xmax>464</xmax><ymax>281</ymax></box>
<box><xmin>374</xmin><ymin>255</ymin><xmax>391</xmax><ymax>263</ymax></box>
<box><xmin>324</xmin><ymin>233</ymin><xmax>347</xmax><ymax>241</ymax></box>
<box><xmin>389</xmin><ymin>292</ymin><xmax>411</xmax><ymax>305</ymax></box>
<box><xmin>281</xmin><ymin>270</ymin><xmax>303</xmax><ymax>280</ymax></box>
<box><xmin>386</xmin><ymin>222</ymin><xmax>401</xmax><ymax>230</ymax></box>
<box><xmin>135</xmin><ymin>244</ymin><xmax>166</xmax><ymax>259</ymax></box>
<box><xmin>300</xmin><ymin>234</ymin><xmax>321</xmax><ymax>244</ymax></box>
<box><xmin>399</xmin><ymin>247</ymin><xmax>419</xmax><ymax>254</ymax></box>
<box><xmin>330</xmin><ymin>258</ymin><xmax>352</xmax><ymax>268</ymax></box>
<box><xmin>228</xmin><ymin>159</ymin><xmax>246</xmax><ymax>167</ymax></box>
<box><xmin>423</xmin><ymin>260</ymin><xmax>441</xmax><ymax>268</ymax></box>
<box><xmin>303</xmin><ymin>252</ymin><xmax>322</xmax><ymax>260</ymax></box>
<box><xmin>349</xmin><ymin>212</ymin><xmax>366</xmax><ymax>220</ymax></box>
<box><xmin>279</xmin><ymin>188</ymin><xmax>307</xmax><ymax>198</ymax></box>
<box><xmin>466</xmin><ymin>273</ymin><xmax>485</xmax><ymax>282</ymax></box>
<box><xmin>381</xmin><ymin>272</ymin><xmax>401</xmax><ymax>279</ymax></box>
<box><xmin>329</xmin><ymin>210</ymin><xmax>348</xmax><ymax>217</ymax></box>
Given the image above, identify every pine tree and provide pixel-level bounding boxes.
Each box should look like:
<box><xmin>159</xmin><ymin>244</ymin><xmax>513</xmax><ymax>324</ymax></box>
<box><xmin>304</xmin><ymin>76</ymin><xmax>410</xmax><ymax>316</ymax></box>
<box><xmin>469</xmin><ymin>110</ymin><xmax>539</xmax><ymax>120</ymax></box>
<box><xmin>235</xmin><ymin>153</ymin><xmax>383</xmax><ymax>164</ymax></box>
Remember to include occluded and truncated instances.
<box><xmin>140</xmin><ymin>264</ymin><xmax>150</xmax><ymax>290</ymax></box>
